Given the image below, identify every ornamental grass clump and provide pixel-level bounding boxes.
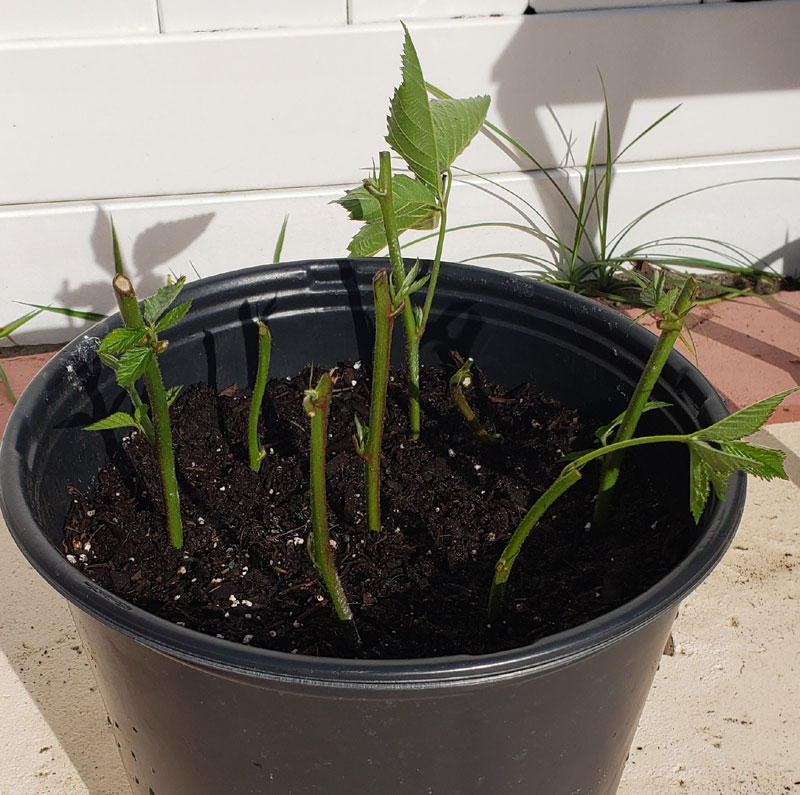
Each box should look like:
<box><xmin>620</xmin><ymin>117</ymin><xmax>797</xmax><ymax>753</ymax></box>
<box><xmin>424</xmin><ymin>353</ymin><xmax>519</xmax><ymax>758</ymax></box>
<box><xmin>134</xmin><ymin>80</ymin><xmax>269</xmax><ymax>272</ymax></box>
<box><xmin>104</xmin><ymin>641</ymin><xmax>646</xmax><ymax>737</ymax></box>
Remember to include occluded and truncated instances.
<box><xmin>424</xmin><ymin>78</ymin><xmax>797</xmax><ymax>305</ymax></box>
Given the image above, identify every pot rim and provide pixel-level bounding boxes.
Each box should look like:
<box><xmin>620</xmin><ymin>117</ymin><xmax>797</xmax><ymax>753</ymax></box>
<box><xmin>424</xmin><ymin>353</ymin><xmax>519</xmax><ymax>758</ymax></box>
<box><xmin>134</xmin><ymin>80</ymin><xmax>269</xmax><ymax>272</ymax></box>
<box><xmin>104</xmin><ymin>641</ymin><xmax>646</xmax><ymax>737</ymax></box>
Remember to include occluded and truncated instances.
<box><xmin>0</xmin><ymin>259</ymin><xmax>746</xmax><ymax>689</ymax></box>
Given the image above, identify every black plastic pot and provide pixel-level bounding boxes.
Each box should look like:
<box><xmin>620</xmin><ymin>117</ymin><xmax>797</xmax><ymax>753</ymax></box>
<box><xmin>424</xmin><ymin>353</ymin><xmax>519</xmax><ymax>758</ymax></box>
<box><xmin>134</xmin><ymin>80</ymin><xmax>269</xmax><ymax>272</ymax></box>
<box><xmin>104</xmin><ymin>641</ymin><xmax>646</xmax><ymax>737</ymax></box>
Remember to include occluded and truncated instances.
<box><xmin>1</xmin><ymin>260</ymin><xmax>744</xmax><ymax>795</ymax></box>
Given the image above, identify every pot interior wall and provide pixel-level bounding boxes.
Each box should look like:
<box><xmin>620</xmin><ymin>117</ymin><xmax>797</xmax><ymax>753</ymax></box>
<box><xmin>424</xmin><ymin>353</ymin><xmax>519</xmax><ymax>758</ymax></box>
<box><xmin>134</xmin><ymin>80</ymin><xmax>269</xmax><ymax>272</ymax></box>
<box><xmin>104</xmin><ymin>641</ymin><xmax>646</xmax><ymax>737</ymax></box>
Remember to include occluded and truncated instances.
<box><xmin>15</xmin><ymin>259</ymin><xmax>712</xmax><ymax>551</ymax></box>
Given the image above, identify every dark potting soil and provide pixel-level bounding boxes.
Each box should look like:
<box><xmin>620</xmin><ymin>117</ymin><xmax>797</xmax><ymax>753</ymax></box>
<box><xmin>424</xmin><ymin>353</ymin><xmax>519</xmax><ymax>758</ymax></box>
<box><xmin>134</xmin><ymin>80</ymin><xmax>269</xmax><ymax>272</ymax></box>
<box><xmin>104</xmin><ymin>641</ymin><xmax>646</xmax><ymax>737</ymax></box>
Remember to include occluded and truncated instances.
<box><xmin>63</xmin><ymin>362</ymin><xmax>696</xmax><ymax>659</ymax></box>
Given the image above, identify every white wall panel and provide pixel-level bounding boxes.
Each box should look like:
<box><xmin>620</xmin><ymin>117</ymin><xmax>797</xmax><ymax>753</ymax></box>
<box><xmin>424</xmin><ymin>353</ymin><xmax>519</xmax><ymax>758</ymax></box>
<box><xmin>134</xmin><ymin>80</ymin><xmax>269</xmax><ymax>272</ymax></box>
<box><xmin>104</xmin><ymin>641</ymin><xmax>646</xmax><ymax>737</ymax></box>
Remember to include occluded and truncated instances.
<box><xmin>0</xmin><ymin>1</ymin><xmax>158</xmax><ymax>41</ymax></box>
<box><xmin>533</xmin><ymin>0</ymin><xmax>694</xmax><ymax>11</ymax></box>
<box><xmin>348</xmin><ymin>0</ymin><xmax>527</xmax><ymax>23</ymax></box>
<box><xmin>1</xmin><ymin>2</ymin><xmax>799</xmax><ymax>206</ymax></box>
<box><xmin>158</xmin><ymin>0</ymin><xmax>347</xmax><ymax>33</ymax></box>
<box><xmin>2</xmin><ymin>150</ymin><xmax>798</xmax><ymax>344</ymax></box>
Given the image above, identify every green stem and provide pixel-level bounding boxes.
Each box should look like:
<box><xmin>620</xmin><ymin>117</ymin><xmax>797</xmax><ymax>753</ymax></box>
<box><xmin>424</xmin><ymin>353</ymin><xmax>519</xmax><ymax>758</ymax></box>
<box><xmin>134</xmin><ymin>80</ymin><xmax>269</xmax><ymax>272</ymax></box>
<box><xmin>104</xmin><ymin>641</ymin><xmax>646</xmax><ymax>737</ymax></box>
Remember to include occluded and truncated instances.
<box><xmin>113</xmin><ymin>273</ymin><xmax>184</xmax><ymax>549</ymax></box>
<box><xmin>593</xmin><ymin>277</ymin><xmax>698</xmax><ymax>527</ymax></box>
<box><xmin>368</xmin><ymin>151</ymin><xmax>422</xmax><ymax>441</ymax></box>
<box><xmin>127</xmin><ymin>387</ymin><xmax>156</xmax><ymax>445</ymax></box>
<box><xmin>98</xmin><ymin>351</ymin><xmax>155</xmax><ymax>444</ymax></box>
<box><xmin>417</xmin><ymin>169</ymin><xmax>451</xmax><ymax>337</ymax></box>
<box><xmin>248</xmin><ymin>320</ymin><xmax>272</xmax><ymax>473</ymax></box>
<box><xmin>489</xmin><ymin>431</ymin><xmax>691</xmax><ymax>621</ymax></box>
<box><xmin>449</xmin><ymin>358</ymin><xmax>502</xmax><ymax>445</ymax></box>
<box><xmin>304</xmin><ymin>372</ymin><xmax>360</xmax><ymax>648</ymax></box>
<box><xmin>489</xmin><ymin>470</ymin><xmax>582</xmax><ymax>623</ymax></box>
<box><xmin>358</xmin><ymin>270</ymin><xmax>399</xmax><ymax>532</ymax></box>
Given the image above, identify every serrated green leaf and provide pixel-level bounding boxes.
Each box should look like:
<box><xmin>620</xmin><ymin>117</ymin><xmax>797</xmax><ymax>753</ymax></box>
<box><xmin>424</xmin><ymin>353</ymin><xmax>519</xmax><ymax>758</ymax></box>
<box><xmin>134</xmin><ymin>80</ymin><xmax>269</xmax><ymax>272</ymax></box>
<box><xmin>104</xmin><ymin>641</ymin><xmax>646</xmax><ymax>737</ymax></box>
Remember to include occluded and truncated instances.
<box><xmin>143</xmin><ymin>277</ymin><xmax>186</xmax><ymax>326</ymax></box>
<box><xmin>347</xmin><ymin>222</ymin><xmax>392</xmax><ymax>258</ymax></box>
<box><xmin>335</xmin><ymin>184</ymin><xmax>380</xmax><ymax>223</ymax></box>
<box><xmin>690</xmin><ymin>439</ymin><xmax>785</xmax><ymax>499</ymax></box>
<box><xmin>655</xmin><ymin>285</ymin><xmax>679</xmax><ymax>317</ymax></box>
<box><xmin>386</xmin><ymin>25</ymin><xmax>441</xmax><ymax>192</ymax></box>
<box><xmin>430</xmin><ymin>95</ymin><xmax>490</xmax><ymax>171</ymax></box>
<box><xmin>165</xmin><ymin>385</ymin><xmax>183</xmax><ymax>407</ymax></box>
<box><xmin>695</xmin><ymin>388</ymin><xmax>798</xmax><ymax>442</ymax></box>
<box><xmin>116</xmin><ymin>346</ymin><xmax>153</xmax><ymax>387</ymax></box>
<box><xmin>688</xmin><ymin>450</ymin><xmax>711</xmax><ymax>523</ymax></box>
<box><xmin>84</xmin><ymin>412</ymin><xmax>139</xmax><ymax>432</ymax></box>
<box><xmin>405</xmin><ymin>274</ymin><xmax>430</xmax><ymax>296</ymax></box>
<box><xmin>638</xmin><ymin>272</ymin><xmax>663</xmax><ymax>308</ymax></box>
<box><xmin>155</xmin><ymin>300</ymin><xmax>192</xmax><ymax>333</ymax></box>
<box><xmin>97</xmin><ymin>350</ymin><xmax>120</xmax><ymax>370</ymax></box>
<box><xmin>385</xmin><ymin>28</ymin><xmax>490</xmax><ymax>194</ymax></box>
<box><xmin>99</xmin><ymin>326</ymin><xmax>147</xmax><ymax>355</ymax></box>
<box><xmin>343</xmin><ymin>176</ymin><xmax>440</xmax><ymax>257</ymax></box>
<box><xmin>720</xmin><ymin>441</ymin><xmax>788</xmax><ymax>480</ymax></box>
<box><xmin>353</xmin><ymin>414</ymin><xmax>368</xmax><ymax>453</ymax></box>
<box><xmin>337</xmin><ymin>174</ymin><xmax>439</xmax><ymax>230</ymax></box>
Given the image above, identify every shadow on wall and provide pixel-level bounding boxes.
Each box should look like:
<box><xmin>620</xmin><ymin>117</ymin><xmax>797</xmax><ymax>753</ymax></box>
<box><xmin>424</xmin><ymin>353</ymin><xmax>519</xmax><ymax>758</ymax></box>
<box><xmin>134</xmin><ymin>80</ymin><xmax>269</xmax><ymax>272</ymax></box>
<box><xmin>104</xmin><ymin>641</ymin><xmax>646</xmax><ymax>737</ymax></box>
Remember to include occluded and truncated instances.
<box><xmin>53</xmin><ymin>207</ymin><xmax>216</xmax><ymax>326</ymax></box>
<box><xmin>483</xmin><ymin>8</ymin><xmax>800</xmax><ymax>275</ymax></box>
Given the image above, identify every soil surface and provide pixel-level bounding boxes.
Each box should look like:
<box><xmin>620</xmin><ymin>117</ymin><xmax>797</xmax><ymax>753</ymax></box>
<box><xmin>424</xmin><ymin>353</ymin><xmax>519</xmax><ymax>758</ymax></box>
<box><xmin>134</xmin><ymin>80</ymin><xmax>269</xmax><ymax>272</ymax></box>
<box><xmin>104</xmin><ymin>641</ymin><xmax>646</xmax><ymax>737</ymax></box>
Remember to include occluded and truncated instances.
<box><xmin>63</xmin><ymin>362</ymin><xmax>697</xmax><ymax>659</ymax></box>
